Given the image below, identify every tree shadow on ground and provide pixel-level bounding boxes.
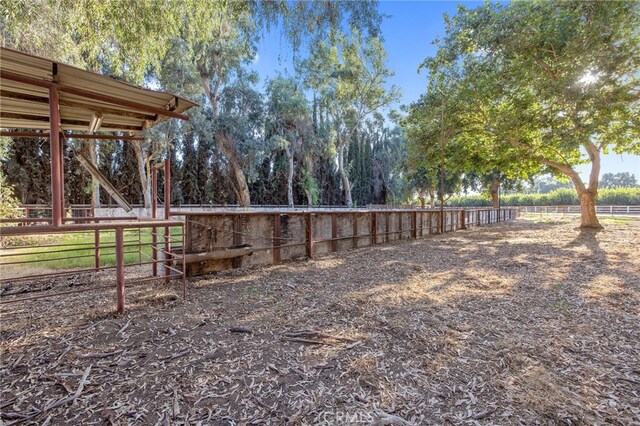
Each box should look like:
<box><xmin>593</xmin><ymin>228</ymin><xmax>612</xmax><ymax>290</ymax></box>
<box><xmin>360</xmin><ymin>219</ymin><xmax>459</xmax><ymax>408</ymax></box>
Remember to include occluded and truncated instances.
<box><xmin>2</xmin><ymin>218</ymin><xmax>639</xmax><ymax>424</ymax></box>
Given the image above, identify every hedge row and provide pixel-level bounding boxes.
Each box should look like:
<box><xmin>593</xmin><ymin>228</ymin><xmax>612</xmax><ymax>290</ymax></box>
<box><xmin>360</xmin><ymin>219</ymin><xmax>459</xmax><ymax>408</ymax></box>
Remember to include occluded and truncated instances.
<box><xmin>448</xmin><ymin>187</ymin><xmax>640</xmax><ymax>207</ymax></box>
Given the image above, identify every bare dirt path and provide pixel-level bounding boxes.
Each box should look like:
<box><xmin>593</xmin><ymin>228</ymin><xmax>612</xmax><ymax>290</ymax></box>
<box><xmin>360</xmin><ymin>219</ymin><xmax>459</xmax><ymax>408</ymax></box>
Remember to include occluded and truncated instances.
<box><xmin>1</xmin><ymin>217</ymin><xmax>639</xmax><ymax>425</ymax></box>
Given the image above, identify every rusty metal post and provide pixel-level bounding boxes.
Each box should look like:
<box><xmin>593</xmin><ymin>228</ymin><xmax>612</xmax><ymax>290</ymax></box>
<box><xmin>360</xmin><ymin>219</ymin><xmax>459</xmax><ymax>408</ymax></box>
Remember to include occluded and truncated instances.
<box><xmin>164</xmin><ymin>158</ymin><xmax>171</xmax><ymax>220</ymax></box>
<box><xmin>412</xmin><ymin>211</ymin><xmax>417</xmax><ymax>238</ymax></box>
<box><xmin>49</xmin><ymin>86</ymin><xmax>63</xmax><ymax>227</ymax></box>
<box><xmin>138</xmin><ymin>227</ymin><xmax>142</xmax><ymax>265</ymax></box>
<box><xmin>331</xmin><ymin>214</ymin><xmax>338</xmax><ymax>252</ymax></box>
<box><xmin>398</xmin><ymin>212</ymin><xmax>403</xmax><ymax>240</ymax></box>
<box><xmin>273</xmin><ymin>214</ymin><xmax>281</xmax><ymax>262</ymax></box>
<box><xmin>461</xmin><ymin>210</ymin><xmax>466</xmax><ymax>230</ymax></box>
<box><xmin>352</xmin><ymin>212</ymin><xmax>358</xmax><ymax>249</ymax></box>
<box><xmin>232</xmin><ymin>216</ymin><xmax>242</xmax><ymax>269</ymax></box>
<box><xmin>115</xmin><ymin>227</ymin><xmax>125</xmax><ymax>314</ymax></box>
<box><xmin>306</xmin><ymin>213</ymin><xmax>313</xmax><ymax>258</ymax></box>
<box><xmin>385</xmin><ymin>212</ymin><xmax>390</xmax><ymax>242</ymax></box>
<box><xmin>371</xmin><ymin>212</ymin><xmax>377</xmax><ymax>246</ymax></box>
<box><xmin>151</xmin><ymin>168</ymin><xmax>157</xmax><ymax>277</ymax></box>
<box><xmin>164</xmin><ymin>157</ymin><xmax>171</xmax><ymax>284</ymax></box>
<box><xmin>181</xmin><ymin>224</ymin><xmax>187</xmax><ymax>299</ymax></box>
<box><xmin>94</xmin><ymin>228</ymin><xmax>100</xmax><ymax>270</ymax></box>
<box><xmin>59</xmin><ymin>133</ymin><xmax>65</xmax><ymax>219</ymax></box>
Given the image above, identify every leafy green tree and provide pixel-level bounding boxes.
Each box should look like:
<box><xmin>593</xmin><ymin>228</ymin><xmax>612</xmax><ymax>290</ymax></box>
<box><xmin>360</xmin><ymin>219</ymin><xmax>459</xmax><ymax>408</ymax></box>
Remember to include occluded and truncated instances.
<box><xmin>176</xmin><ymin>2</ymin><xmax>384</xmax><ymax>207</ymax></box>
<box><xmin>600</xmin><ymin>172</ymin><xmax>638</xmax><ymax>188</ymax></box>
<box><xmin>265</xmin><ymin>77</ymin><xmax>311</xmax><ymax>207</ymax></box>
<box><xmin>302</xmin><ymin>30</ymin><xmax>399</xmax><ymax>207</ymax></box>
<box><xmin>2</xmin><ymin>0</ymin><xmax>178</xmax><ymax>83</ymax></box>
<box><xmin>3</xmin><ymin>0</ymin><xmax>384</xmax><ymax>208</ymax></box>
<box><xmin>436</xmin><ymin>1</ymin><xmax>640</xmax><ymax>227</ymax></box>
<box><xmin>404</xmin><ymin>84</ymin><xmax>471</xmax><ymax>208</ymax></box>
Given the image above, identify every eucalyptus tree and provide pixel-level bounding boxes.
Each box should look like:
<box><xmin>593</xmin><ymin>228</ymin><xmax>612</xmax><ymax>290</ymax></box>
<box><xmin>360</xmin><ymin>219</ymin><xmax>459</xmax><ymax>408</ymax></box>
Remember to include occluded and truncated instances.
<box><xmin>265</xmin><ymin>77</ymin><xmax>311</xmax><ymax>207</ymax></box>
<box><xmin>369</xmin><ymin>121</ymin><xmax>407</xmax><ymax>206</ymax></box>
<box><xmin>3</xmin><ymin>0</ymin><xmax>384</xmax><ymax>207</ymax></box>
<box><xmin>175</xmin><ymin>2</ymin><xmax>385</xmax><ymax>207</ymax></box>
<box><xmin>436</xmin><ymin>1</ymin><xmax>640</xmax><ymax>228</ymax></box>
<box><xmin>2</xmin><ymin>0</ymin><xmax>177</xmax><ymax>83</ymax></box>
<box><xmin>301</xmin><ymin>30</ymin><xmax>399</xmax><ymax>207</ymax></box>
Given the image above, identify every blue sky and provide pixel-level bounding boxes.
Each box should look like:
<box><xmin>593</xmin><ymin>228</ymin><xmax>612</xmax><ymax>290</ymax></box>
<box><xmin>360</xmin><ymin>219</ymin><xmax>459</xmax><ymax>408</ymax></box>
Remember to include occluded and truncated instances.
<box><xmin>250</xmin><ymin>1</ymin><xmax>639</xmax><ymax>179</ymax></box>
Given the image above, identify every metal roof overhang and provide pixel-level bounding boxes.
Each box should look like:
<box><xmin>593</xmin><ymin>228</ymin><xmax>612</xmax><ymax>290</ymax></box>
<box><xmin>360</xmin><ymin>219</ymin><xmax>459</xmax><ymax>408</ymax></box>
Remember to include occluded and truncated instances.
<box><xmin>0</xmin><ymin>47</ymin><xmax>198</xmax><ymax>134</ymax></box>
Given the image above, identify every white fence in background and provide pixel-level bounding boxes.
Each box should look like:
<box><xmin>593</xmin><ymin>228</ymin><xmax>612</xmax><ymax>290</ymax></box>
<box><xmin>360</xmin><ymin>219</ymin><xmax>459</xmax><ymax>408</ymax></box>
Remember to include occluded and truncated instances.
<box><xmin>520</xmin><ymin>205</ymin><xmax>640</xmax><ymax>216</ymax></box>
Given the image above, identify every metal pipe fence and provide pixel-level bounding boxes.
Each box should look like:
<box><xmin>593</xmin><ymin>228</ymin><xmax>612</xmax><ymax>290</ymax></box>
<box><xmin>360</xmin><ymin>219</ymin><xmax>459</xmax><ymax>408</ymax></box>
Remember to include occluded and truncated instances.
<box><xmin>0</xmin><ymin>220</ymin><xmax>185</xmax><ymax>313</ymax></box>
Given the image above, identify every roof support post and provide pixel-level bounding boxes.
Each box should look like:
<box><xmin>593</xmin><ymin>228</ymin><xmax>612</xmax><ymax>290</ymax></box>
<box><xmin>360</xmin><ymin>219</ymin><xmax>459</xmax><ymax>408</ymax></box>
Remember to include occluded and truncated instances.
<box><xmin>59</xmin><ymin>131</ymin><xmax>65</xmax><ymax>218</ymax></box>
<box><xmin>164</xmin><ymin>157</ymin><xmax>171</xmax><ymax>283</ymax></box>
<box><xmin>49</xmin><ymin>86</ymin><xmax>63</xmax><ymax>227</ymax></box>
<box><xmin>152</xmin><ymin>167</ymin><xmax>158</xmax><ymax>277</ymax></box>
<box><xmin>115</xmin><ymin>226</ymin><xmax>125</xmax><ymax>314</ymax></box>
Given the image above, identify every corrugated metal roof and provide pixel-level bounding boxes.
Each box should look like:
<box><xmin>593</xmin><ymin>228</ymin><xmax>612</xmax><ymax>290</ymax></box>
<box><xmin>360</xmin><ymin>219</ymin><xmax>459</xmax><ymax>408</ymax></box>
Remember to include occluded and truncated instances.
<box><xmin>0</xmin><ymin>47</ymin><xmax>198</xmax><ymax>133</ymax></box>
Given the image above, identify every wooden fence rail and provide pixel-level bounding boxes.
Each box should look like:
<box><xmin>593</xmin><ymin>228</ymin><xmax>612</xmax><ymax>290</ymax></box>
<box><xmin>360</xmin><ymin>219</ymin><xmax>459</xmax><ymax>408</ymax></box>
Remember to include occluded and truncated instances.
<box><xmin>179</xmin><ymin>208</ymin><xmax>519</xmax><ymax>276</ymax></box>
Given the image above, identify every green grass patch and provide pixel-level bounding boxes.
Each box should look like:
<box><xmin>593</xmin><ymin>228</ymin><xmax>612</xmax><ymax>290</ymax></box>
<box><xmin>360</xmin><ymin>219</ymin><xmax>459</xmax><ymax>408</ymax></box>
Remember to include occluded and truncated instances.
<box><xmin>1</xmin><ymin>227</ymin><xmax>183</xmax><ymax>270</ymax></box>
<box><xmin>598</xmin><ymin>216</ymin><xmax>633</xmax><ymax>225</ymax></box>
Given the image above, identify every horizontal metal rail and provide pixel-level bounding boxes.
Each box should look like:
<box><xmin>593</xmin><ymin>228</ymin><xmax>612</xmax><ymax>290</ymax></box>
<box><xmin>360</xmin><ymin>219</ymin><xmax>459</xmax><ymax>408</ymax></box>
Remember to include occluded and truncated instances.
<box><xmin>0</xmin><ymin>219</ymin><xmax>186</xmax><ymax>313</ymax></box>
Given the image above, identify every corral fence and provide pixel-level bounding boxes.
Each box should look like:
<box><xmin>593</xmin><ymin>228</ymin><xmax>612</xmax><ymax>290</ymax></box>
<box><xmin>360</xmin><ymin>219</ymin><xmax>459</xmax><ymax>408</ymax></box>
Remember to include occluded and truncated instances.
<box><xmin>0</xmin><ymin>217</ymin><xmax>186</xmax><ymax>313</ymax></box>
<box><xmin>519</xmin><ymin>205</ymin><xmax>640</xmax><ymax>216</ymax></box>
<box><xmin>1</xmin><ymin>206</ymin><xmax>518</xmax><ymax>310</ymax></box>
<box><xmin>177</xmin><ymin>207</ymin><xmax>519</xmax><ymax>276</ymax></box>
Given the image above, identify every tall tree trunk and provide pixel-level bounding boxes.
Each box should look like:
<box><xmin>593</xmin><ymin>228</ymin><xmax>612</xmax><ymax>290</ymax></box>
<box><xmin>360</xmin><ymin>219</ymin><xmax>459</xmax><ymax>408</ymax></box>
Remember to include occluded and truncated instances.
<box><xmin>429</xmin><ymin>189</ymin><xmax>435</xmax><ymax>208</ymax></box>
<box><xmin>202</xmin><ymin>77</ymin><xmax>251</xmax><ymax>208</ymax></box>
<box><xmin>490</xmin><ymin>179</ymin><xmax>501</xmax><ymax>209</ymax></box>
<box><xmin>217</xmin><ymin>132</ymin><xmax>250</xmax><ymax>207</ymax></box>
<box><xmin>132</xmin><ymin>142</ymin><xmax>152</xmax><ymax>208</ymax></box>
<box><xmin>303</xmin><ymin>157</ymin><xmax>314</xmax><ymax>206</ymax></box>
<box><xmin>578</xmin><ymin>189</ymin><xmax>600</xmax><ymax>229</ymax></box>
<box><xmin>337</xmin><ymin>143</ymin><xmax>353</xmax><ymax>207</ymax></box>
<box><xmin>539</xmin><ymin>143</ymin><xmax>602</xmax><ymax>228</ymax></box>
<box><xmin>303</xmin><ymin>189</ymin><xmax>312</xmax><ymax>206</ymax></box>
<box><xmin>286</xmin><ymin>146</ymin><xmax>294</xmax><ymax>208</ymax></box>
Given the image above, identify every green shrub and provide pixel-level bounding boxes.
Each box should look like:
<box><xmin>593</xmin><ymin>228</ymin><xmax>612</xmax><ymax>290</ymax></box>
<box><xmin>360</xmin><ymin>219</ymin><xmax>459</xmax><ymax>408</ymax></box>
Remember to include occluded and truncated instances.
<box><xmin>448</xmin><ymin>187</ymin><xmax>640</xmax><ymax>206</ymax></box>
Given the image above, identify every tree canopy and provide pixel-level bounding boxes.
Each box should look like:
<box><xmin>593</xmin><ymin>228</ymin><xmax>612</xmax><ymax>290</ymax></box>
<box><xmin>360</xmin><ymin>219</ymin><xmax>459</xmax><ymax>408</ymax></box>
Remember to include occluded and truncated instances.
<box><xmin>405</xmin><ymin>0</ymin><xmax>640</xmax><ymax>226</ymax></box>
<box><xmin>1</xmin><ymin>0</ymin><xmax>638</xmax><ymax>218</ymax></box>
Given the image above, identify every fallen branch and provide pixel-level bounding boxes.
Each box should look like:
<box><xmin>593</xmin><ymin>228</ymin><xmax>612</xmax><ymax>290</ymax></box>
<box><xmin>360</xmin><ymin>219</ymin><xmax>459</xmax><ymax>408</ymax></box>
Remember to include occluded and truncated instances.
<box><xmin>80</xmin><ymin>350</ymin><xmax>123</xmax><ymax>359</ymax></box>
<box><xmin>43</xmin><ymin>366</ymin><xmax>91</xmax><ymax>412</ymax></box>
<box><xmin>282</xmin><ymin>337</ymin><xmax>336</xmax><ymax>346</ymax></box>
<box><xmin>371</xmin><ymin>411</ymin><xmax>411</xmax><ymax>426</ymax></box>
<box><xmin>283</xmin><ymin>330</ymin><xmax>356</xmax><ymax>343</ymax></box>
<box><xmin>159</xmin><ymin>350</ymin><xmax>189</xmax><ymax>361</ymax></box>
<box><xmin>471</xmin><ymin>408</ymin><xmax>497</xmax><ymax>420</ymax></box>
<box><xmin>116</xmin><ymin>319</ymin><xmax>131</xmax><ymax>337</ymax></box>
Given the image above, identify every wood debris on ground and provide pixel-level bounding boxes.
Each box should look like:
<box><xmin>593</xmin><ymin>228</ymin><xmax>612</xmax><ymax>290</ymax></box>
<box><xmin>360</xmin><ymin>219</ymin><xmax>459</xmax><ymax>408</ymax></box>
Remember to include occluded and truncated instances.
<box><xmin>1</xmin><ymin>217</ymin><xmax>639</xmax><ymax>424</ymax></box>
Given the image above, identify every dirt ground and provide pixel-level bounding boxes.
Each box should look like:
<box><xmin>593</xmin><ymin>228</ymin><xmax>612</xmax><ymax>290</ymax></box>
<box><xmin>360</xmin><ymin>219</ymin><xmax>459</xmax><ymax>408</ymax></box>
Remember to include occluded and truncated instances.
<box><xmin>1</xmin><ymin>216</ymin><xmax>639</xmax><ymax>425</ymax></box>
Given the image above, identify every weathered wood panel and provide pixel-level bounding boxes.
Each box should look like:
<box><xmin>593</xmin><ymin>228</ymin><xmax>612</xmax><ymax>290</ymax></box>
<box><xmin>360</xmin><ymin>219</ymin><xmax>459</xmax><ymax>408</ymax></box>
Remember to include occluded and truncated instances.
<box><xmin>312</xmin><ymin>213</ymin><xmax>332</xmax><ymax>255</ymax></box>
<box><xmin>182</xmin><ymin>208</ymin><xmax>518</xmax><ymax>276</ymax></box>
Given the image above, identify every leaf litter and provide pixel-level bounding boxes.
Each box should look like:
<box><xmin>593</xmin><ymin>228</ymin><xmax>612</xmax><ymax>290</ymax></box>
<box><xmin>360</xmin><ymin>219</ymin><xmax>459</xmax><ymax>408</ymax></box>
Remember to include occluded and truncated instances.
<box><xmin>1</xmin><ymin>217</ymin><xmax>639</xmax><ymax>424</ymax></box>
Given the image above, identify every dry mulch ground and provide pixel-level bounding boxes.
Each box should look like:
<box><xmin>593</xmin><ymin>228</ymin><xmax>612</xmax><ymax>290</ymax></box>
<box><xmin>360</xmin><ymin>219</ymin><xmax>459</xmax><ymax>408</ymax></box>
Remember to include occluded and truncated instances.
<box><xmin>1</xmin><ymin>216</ymin><xmax>639</xmax><ymax>425</ymax></box>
